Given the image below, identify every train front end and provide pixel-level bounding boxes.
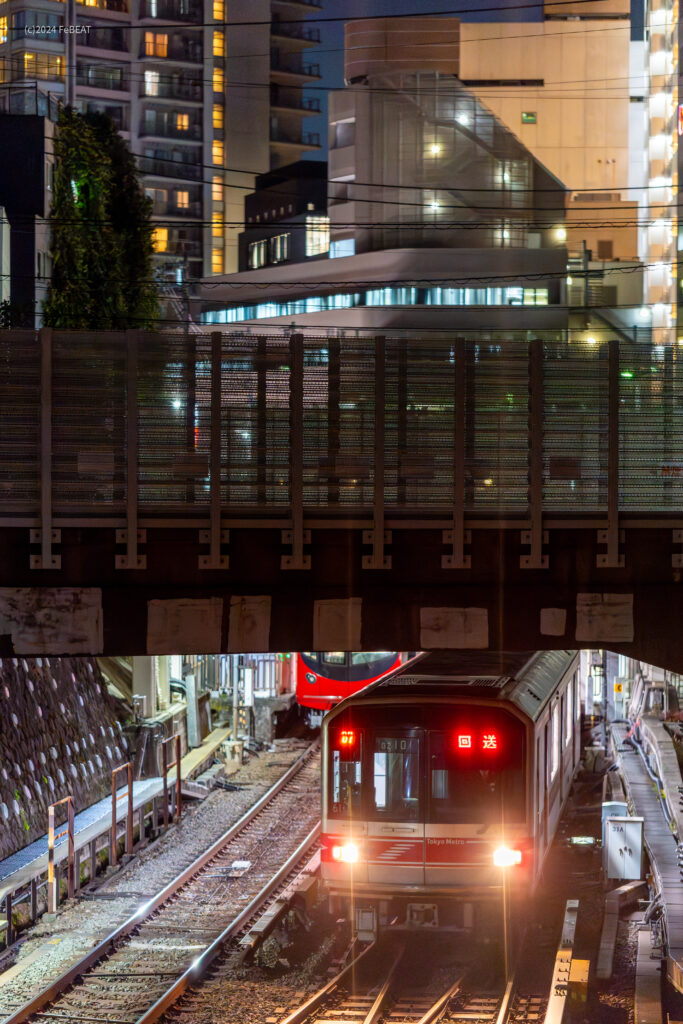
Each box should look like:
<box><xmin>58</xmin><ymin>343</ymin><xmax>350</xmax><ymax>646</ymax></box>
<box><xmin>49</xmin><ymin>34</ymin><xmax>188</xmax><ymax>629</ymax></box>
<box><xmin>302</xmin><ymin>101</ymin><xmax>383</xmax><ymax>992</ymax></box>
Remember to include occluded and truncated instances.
<box><xmin>321</xmin><ymin>697</ymin><xmax>533</xmax><ymax>941</ymax></box>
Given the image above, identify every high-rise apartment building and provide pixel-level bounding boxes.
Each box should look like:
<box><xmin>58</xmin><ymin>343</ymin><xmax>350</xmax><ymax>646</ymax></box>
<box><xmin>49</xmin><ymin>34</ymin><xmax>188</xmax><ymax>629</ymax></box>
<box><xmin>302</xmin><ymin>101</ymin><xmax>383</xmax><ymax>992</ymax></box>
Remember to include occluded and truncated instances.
<box><xmin>0</xmin><ymin>0</ymin><xmax>322</xmax><ymax>282</ymax></box>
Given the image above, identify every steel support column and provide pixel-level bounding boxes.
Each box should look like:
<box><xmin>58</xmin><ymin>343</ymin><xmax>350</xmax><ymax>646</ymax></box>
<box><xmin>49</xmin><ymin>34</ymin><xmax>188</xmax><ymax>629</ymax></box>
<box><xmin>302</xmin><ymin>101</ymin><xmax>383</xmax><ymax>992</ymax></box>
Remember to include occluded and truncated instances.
<box><xmin>30</xmin><ymin>328</ymin><xmax>60</xmax><ymax>568</ymax></box>
<box><xmin>363</xmin><ymin>336</ymin><xmax>390</xmax><ymax>568</ymax></box>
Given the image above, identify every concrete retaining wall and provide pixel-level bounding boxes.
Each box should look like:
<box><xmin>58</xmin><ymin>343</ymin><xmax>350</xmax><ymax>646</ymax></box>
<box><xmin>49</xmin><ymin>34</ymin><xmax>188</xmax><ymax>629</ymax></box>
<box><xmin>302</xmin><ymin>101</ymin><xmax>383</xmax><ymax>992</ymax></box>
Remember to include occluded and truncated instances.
<box><xmin>0</xmin><ymin>656</ymin><xmax>125</xmax><ymax>862</ymax></box>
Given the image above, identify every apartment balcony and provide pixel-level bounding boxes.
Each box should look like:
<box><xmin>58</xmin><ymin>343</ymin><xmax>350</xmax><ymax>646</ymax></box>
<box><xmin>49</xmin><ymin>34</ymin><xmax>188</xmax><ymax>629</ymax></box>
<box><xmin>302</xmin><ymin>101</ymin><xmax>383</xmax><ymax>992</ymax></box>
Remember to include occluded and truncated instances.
<box><xmin>270</xmin><ymin>88</ymin><xmax>320</xmax><ymax>115</ymax></box>
<box><xmin>138</xmin><ymin>155</ymin><xmax>202</xmax><ymax>181</ymax></box>
<box><xmin>270</xmin><ymin>127</ymin><xmax>320</xmax><ymax>150</ymax></box>
<box><xmin>270</xmin><ymin>53</ymin><xmax>321</xmax><ymax>82</ymax></box>
<box><xmin>77</xmin><ymin>68</ymin><xmax>128</xmax><ymax>91</ymax></box>
<box><xmin>139</xmin><ymin>79</ymin><xmax>202</xmax><ymax>102</ymax></box>
<box><xmin>139</xmin><ymin>0</ymin><xmax>201</xmax><ymax>19</ymax></box>
<box><xmin>270</xmin><ymin>22</ymin><xmax>320</xmax><ymax>46</ymax></box>
<box><xmin>140</xmin><ymin>42</ymin><xmax>202</xmax><ymax>63</ymax></box>
<box><xmin>151</xmin><ymin>200</ymin><xmax>202</xmax><ymax>217</ymax></box>
<box><xmin>79</xmin><ymin>27</ymin><xmax>128</xmax><ymax>51</ymax></box>
<box><xmin>272</xmin><ymin>0</ymin><xmax>321</xmax><ymax>10</ymax></box>
<box><xmin>139</xmin><ymin>117</ymin><xmax>201</xmax><ymax>140</ymax></box>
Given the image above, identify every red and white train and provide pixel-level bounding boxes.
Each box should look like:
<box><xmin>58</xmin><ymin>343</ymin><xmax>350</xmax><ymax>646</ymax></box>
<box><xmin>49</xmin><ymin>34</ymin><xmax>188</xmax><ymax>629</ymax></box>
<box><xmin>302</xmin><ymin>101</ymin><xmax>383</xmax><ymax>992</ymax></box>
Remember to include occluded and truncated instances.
<box><xmin>296</xmin><ymin>652</ymin><xmax>412</xmax><ymax>724</ymax></box>
<box><xmin>320</xmin><ymin>650</ymin><xmax>581</xmax><ymax>940</ymax></box>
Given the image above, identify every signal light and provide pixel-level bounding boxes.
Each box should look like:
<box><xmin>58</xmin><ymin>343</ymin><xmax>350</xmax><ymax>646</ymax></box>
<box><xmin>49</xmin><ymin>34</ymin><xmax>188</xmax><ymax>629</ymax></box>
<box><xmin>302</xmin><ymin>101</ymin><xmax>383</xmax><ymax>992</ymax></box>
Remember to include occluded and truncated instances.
<box><xmin>332</xmin><ymin>841</ymin><xmax>359</xmax><ymax>863</ymax></box>
<box><xmin>340</xmin><ymin>730</ymin><xmax>355</xmax><ymax>746</ymax></box>
<box><xmin>493</xmin><ymin>846</ymin><xmax>522</xmax><ymax>868</ymax></box>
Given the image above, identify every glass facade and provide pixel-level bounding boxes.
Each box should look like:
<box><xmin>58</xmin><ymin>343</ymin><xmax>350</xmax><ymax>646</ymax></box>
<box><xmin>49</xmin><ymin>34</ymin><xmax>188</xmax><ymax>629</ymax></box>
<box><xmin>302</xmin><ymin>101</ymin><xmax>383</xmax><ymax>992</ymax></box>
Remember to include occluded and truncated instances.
<box><xmin>202</xmin><ymin>285</ymin><xmax>551</xmax><ymax>325</ymax></box>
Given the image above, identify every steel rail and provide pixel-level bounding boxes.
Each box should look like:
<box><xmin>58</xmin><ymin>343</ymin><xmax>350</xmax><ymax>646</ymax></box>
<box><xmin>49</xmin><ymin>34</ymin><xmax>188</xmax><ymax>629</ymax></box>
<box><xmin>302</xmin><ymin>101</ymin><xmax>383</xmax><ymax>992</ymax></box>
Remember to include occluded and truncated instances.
<box><xmin>494</xmin><ymin>976</ymin><xmax>516</xmax><ymax>1024</ymax></box>
<box><xmin>362</xmin><ymin>945</ymin><xmax>405</xmax><ymax>1024</ymax></box>
<box><xmin>279</xmin><ymin>939</ymin><xmax>379</xmax><ymax>1024</ymax></box>
<box><xmin>136</xmin><ymin>824</ymin><xmax>321</xmax><ymax>1024</ymax></box>
<box><xmin>413</xmin><ymin>975</ymin><xmax>465</xmax><ymax>1024</ymax></box>
<box><xmin>3</xmin><ymin>742</ymin><xmax>319</xmax><ymax>1024</ymax></box>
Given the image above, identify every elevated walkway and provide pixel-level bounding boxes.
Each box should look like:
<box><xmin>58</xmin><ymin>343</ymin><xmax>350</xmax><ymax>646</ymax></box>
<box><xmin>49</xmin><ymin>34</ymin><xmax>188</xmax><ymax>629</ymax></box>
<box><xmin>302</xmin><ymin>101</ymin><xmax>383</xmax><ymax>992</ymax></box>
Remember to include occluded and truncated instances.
<box><xmin>613</xmin><ymin>721</ymin><xmax>683</xmax><ymax>991</ymax></box>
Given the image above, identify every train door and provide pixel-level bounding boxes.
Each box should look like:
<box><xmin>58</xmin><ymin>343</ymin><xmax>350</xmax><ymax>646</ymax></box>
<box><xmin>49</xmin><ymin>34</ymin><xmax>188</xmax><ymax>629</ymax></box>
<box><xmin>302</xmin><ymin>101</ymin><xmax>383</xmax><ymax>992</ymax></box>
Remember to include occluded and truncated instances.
<box><xmin>366</xmin><ymin>730</ymin><xmax>425</xmax><ymax>886</ymax></box>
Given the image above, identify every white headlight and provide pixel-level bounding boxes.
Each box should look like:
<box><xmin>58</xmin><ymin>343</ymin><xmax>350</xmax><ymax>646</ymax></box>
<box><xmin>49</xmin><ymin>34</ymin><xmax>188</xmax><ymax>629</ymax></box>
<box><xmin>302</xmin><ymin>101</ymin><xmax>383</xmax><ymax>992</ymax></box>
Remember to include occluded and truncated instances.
<box><xmin>493</xmin><ymin>846</ymin><xmax>522</xmax><ymax>867</ymax></box>
<box><xmin>332</xmin><ymin>841</ymin><xmax>359</xmax><ymax>863</ymax></box>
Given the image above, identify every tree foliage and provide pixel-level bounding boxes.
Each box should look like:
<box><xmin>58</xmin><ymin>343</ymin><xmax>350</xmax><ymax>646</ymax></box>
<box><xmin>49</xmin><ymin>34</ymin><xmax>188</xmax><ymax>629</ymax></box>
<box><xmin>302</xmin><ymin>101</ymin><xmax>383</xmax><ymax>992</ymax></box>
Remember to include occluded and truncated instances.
<box><xmin>43</xmin><ymin>108</ymin><xmax>158</xmax><ymax>329</ymax></box>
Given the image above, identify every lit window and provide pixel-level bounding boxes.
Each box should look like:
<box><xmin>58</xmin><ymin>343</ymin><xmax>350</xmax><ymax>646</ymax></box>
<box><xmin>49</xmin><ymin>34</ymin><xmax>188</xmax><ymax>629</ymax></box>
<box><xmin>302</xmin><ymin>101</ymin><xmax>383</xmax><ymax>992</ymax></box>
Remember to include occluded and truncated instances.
<box><xmin>329</xmin><ymin>238</ymin><xmax>355</xmax><ymax>259</ymax></box>
<box><xmin>269</xmin><ymin>232</ymin><xmax>290</xmax><ymax>263</ymax></box>
<box><xmin>212</xmin><ymin>140</ymin><xmax>224</xmax><ymax>165</ymax></box>
<box><xmin>144</xmin><ymin>69</ymin><xmax>159</xmax><ymax>95</ymax></box>
<box><xmin>211</xmin><ymin>249</ymin><xmax>223</xmax><ymax>273</ymax></box>
<box><xmin>248</xmin><ymin>239</ymin><xmax>267</xmax><ymax>269</ymax></box>
<box><xmin>212</xmin><ymin>212</ymin><xmax>222</xmax><ymax>238</ymax></box>
<box><xmin>212</xmin><ymin>104</ymin><xmax>223</xmax><ymax>129</ymax></box>
<box><xmin>152</xmin><ymin>226</ymin><xmax>168</xmax><ymax>252</ymax></box>
<box><xmin>305</xmin><ymin>215</ymin><xmax>329</xmax><ymax>257</ymax></box>
<box><xmin>176</xmin><ymin>190</ymin><xmax>189</xmax><ymax>209</ymax></box>
<box><xmin>24</xmin><ymin>51</ymin><xmax>35</xmax><ymax>71</ymax></box>
<box><xmin>0</xmin><ymin>17</ymin><xmax>7</xmax><ymax>43</ymax></box>
<box><xmin>213</xmin><ymin>30</ymin><xmax>224</xmax><ymax>56</ymax></box>
<box><xmin>212</xmin><ymin>175</ymin><xmax>223</xmax><ymax>201</ymax></box>
<box><xmin>213</xmin><ymin>0</ymin><xmax>224</xmax><ymax>18</ymax></box>
<box><xmin>551</xmin><ymin>703</ymin><xmax>560</xmax><ymax>779</ymax></box>
<box><xmin>145</xmin><ymin>31</ymin><xmax>167</xmax><ymax>56</ymax></box>
<box><xmin>175</xmin><ymin>112</ymin><xmax>189</xmax><ymax>131</ymax></box>
<box><xmin>213</xmin><ymin>66</ymin><xmax>223</xmax><ymax>92</ymax></box>
<box><xmin>565</xmin><ymin>685</ymin><xmax>573</xmax><ymax>745</ymax></box>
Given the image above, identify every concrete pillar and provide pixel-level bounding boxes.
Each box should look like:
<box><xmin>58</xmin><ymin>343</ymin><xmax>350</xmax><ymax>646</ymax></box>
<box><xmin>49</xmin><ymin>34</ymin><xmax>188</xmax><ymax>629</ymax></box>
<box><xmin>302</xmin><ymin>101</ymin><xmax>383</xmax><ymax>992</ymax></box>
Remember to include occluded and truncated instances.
<box><xmin>132</xmin><ymin>657</ymin><xmax>156</xmax><ymax>718</ymax></box>
<box><xmin>156</xmin><ymin>656</ymin><xmax>171</xmax><ymax>711</ymax></box>
<box><xmin>185</xmin><ymin>674</ymin><xmax>200</xmax><ymax>748</ymax></box>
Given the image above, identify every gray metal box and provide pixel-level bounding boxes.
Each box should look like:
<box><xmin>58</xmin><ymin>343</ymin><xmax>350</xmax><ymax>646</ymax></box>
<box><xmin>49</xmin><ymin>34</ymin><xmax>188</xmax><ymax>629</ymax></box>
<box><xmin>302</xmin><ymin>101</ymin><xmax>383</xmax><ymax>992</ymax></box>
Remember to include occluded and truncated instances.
<box><xmin>604</xmin><ymin>816</ymin><xmax>644</xmax><ymax>880</ymax></box>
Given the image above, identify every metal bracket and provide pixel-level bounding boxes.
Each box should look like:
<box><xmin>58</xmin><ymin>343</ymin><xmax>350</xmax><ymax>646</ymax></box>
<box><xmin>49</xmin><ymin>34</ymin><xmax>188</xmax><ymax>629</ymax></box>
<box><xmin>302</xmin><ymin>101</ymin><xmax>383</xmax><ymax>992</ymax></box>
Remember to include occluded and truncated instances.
<box><xmin>441</xmin><ymin>528</ymin><xmax>471</xmax><ymax>569</ymax></box>
<box><xmin>520</xmin><ymin>529</ymin><xmax>549</xmax><ymax>569</ymax></box>
<box><xmin>281</xmin><ymin>528</ymin><xmax>311</xmax><ymax>570</ymax></box>
<box><xmin>198</xmin><ymin>528</ymin><xmax>229</xmax><ymax>569</ymax></box>
<box><xmin>29</xmin><ymin>528</ymin><xmax>61</xmax><ymax>569</ymax></box>
<box><xmin>673</xmin><ymin>529</ymin><xmax>683</xmax><ymax>568</ymax></box>
<box><xmin>115</xmin><ymin>528</ymin><xmax>147</xmax><ymax>570</ymax></box>
<box><xmin>362</xmin><ymin>529</ymin><xmax>392</xmax><ymax>570</ymax></box>
<box><xmin>597</xmin><ymin>528</ymin><xmax>625</xmax><ymax>568</ymax></box>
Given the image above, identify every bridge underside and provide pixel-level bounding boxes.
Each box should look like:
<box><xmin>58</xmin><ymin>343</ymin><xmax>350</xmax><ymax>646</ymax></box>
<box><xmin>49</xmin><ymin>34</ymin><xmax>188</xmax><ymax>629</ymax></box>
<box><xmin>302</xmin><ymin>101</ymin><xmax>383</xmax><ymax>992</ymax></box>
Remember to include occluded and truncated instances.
<box><xmin>1</xmin><ymin>523</ymin><xmax>682</xmax><ymax>669</ymax></box>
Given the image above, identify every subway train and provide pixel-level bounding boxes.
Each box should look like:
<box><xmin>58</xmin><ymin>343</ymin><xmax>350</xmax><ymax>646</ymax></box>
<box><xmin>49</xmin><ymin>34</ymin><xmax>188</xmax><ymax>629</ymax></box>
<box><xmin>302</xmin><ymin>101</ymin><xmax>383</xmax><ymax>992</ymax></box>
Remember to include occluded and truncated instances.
<box><xmin>320</xmin><ymin>650</ymin><xmax>581</xmax><ymax>941</ymax></box>
<box><xmin>296</xmin><ymin>652</ymin><xmax>413</xmax><ymax>724</ymax></box>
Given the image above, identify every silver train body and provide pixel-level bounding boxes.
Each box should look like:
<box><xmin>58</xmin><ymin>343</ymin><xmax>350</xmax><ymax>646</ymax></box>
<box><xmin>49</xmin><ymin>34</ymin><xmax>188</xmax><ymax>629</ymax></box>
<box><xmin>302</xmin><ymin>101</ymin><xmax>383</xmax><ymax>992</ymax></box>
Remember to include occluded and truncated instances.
<box><xmin>320</xmin><ymin>650</ymin><xmax>581</xmax><ymax>938</ymax></box>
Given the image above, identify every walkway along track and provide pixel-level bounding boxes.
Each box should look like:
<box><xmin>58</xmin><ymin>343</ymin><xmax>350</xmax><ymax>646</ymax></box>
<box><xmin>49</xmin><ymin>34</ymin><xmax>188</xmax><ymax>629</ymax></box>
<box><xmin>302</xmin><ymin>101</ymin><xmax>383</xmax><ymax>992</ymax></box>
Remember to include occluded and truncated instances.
<box><xmin>1</xmin><ymin>743</ymin><xmax>321</xmax><ymax>1024</ymax></box>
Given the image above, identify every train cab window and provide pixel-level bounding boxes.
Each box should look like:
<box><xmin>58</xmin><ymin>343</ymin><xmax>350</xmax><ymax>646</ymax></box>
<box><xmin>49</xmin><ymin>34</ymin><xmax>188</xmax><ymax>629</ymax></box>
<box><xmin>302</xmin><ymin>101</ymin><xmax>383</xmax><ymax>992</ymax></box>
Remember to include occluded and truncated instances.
<box><xmin>428</xmin><ymin>730</ymin><xmax>525</xmax><ymax>824</ymax></box>
<box><xmin>323</xmin><ymin>652</ymin><xmax>346</xmax><ymax>665</ymax></box>
<box><xmin>351</xmin><ymin>651</ymin><xmax>391</xmax><ymax>665</ymax></box>
<box><xmin>372</xmin><ymin>734</ymin><xmax>420</xmax><ymax>821</ymax></box>
<box><xmin>329</xmin><ymin>728</ymin><xmax>362</xmax><ymax>818</ymax></box>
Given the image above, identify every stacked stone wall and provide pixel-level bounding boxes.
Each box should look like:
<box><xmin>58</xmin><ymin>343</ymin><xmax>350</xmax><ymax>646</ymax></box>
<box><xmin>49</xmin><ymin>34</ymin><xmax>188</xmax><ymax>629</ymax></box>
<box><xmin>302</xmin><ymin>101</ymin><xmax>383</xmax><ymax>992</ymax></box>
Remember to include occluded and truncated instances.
<box><xmin>0</xmin><ymin>656</ymin><xmax>126</xmax><ymax>863</ymax></box>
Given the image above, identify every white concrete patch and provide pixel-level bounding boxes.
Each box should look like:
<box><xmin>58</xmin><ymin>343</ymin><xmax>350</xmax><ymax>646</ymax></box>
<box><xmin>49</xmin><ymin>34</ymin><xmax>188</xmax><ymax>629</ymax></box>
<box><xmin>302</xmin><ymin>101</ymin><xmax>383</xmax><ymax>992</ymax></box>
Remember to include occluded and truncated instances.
<box><xmin>147</xmin><ymin>598</ymin><xmax>222</xmax><ymax>654</ymax></box>
<box><xmin>575</xmin><ymin>593</ymin><xmax>634</xmax><ymax>643</ymax></box>
<box><xmin>419</xmin><ymin>607</ymin><xmax>489</xmax><ymax>649</ymax></box>
<box><xmin>540</xmin><ymin>607</ymin><xmax>567</xmax><ymax>636</ymax></box>
<box><xmin>227</xmin><ymin>595</ymin><xmax>271</xmax><ymax>652</ymax></box>
<box><xmin>0</xmin><ymin>588</ymin><xmax>103</xmax><ymax>653</ymax></box>
<box><xmin>313</xmin><ymin>598</ymin><xmax>362</xmax><ymax>650</ymax></box>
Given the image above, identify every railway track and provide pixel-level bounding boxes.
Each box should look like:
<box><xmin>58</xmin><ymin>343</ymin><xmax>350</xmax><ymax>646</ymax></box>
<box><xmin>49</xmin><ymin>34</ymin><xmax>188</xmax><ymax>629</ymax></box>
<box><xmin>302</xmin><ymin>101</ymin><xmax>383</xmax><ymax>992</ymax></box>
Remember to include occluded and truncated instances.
<box><xmin>1</xmin><ymin>743</ymin><xmax>321</xmax><ymax>1024</ymax></box>
<box><xmin>273</xmin><ymin>941</ymin><xmax>549</xmax><ymax>1024</ymax></box>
